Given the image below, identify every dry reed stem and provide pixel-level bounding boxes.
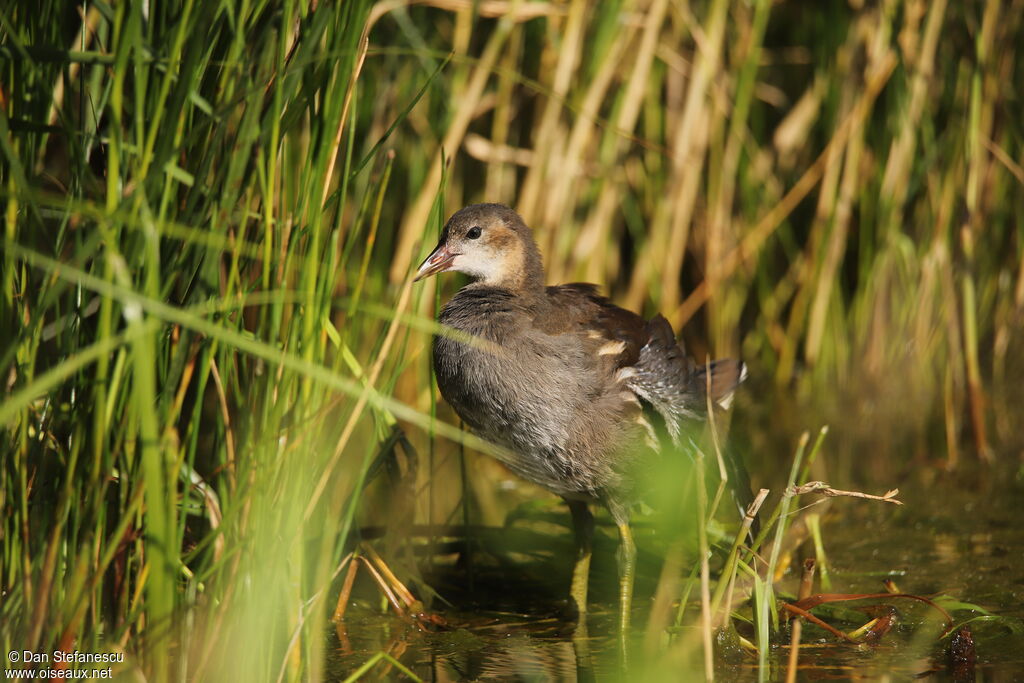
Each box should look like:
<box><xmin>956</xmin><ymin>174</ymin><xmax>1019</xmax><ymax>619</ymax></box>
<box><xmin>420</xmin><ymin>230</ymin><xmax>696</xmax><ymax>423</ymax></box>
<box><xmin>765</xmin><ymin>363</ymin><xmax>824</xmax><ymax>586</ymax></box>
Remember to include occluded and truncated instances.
<box><xmin>960</xmin><ymin>0</ymin><xmax>997</xmax><ymax>465</ymax></box>
<box><xmin>391</xmin><ymin>13</ymin><xmax>515</xmax><ymax>283</ymax></box>
<box><xmin>646</xmin><ymin>0</ymin><xmax>728</xmax><ymax>314</ymax></box>
<box><xmin>983</xmin><ymin>137</ymin><xmax>1024</xmax><ymax>185</ymax></box>
<box><xmin>1016</xmin><ymin>245</ymin><xmax>1024</xmax><ymax>310</ymax></box>
<box><xmin>772</xmin><ymin>80</ymin><xmax>822</xmax><ymax>159</ymax></box>
<box><xmin>880</xmin><ymin>0</ymin><xmax>946</xmax><ymax>206</ymax></box>
<box><xmin>389</xmin><ymin>0</ymin><xmax>567</xmax><ymax>21</ymax></box>
<box><xmin>705</xmin><ymin>0</ymin><xmax>769</xmax><ymax>350</ymax></box>
<box><xmin>464</xmin><ymin>134</ymin><xmax>533</xmax><ymax>166</ymax></box>
<box><xmin>785</xmin><ymin>558</ymin><xmax>816</xmax><ymax>683</ymax></box>
<box><xmin>672</xmin><ymin>51</ymin><xmax>897</xmax><ymax>327</ymax></box>
<box><xmin>41</xmin><ymin>5</ymin><xmax>102</xmax><ymax>142</ymax></box>
<box><xmin>963</xmin><ymin>279</ymin><xmax>991</xmax><ymax>460</ymax></box>
<box><xmin>208</xmin><ymin>357</ymin><xmax>236</xmax><ymax>479</ymax></box>
<box><xmin>575</xmin><ymin>0</ymin><xmax>668</xmax><ymax>284</ymax></box>
<box><xmin>805</xmin><ymin>84</ymin><xmax>863</xmax><ymax>365</ymax></box>
<box><xmin>541</xmin><ymin>16</ymin><xmax>633</xmax><ymax>281</ymax></box>
<box><xmin>517</xmin><ymin>0</ymin><xmax>585</xmax><ymax>224</ymax></box>
<box><xmin>484</xmin><ymin>27</ymin><xmax>522</xmax><ymax>204</ymax></box>
<box><xmin>320</xmin><ymin>25</ymin><xmax>370</xmax><ymax>207</ymax></box>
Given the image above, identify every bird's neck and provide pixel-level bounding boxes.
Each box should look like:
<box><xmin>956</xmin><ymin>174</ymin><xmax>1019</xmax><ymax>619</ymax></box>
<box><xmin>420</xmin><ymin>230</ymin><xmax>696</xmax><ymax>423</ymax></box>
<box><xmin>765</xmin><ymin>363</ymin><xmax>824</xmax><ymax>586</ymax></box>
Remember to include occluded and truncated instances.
<box><xmin>518</xmin><ymin>239</ymin><xmax>546</xmax><ymax>294</ymax></box>
<box><xmin>478</xmin><ymin>238</ymin><xmax>546</xmax><ymax>299</ymax></box>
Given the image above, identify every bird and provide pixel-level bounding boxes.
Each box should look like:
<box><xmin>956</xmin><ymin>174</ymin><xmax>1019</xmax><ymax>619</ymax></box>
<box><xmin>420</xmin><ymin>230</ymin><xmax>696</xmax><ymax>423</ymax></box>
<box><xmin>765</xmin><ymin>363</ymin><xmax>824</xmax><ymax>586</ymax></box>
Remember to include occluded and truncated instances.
<box><xmin>414</xmin><ymin>203</ymin><xmax>749</xmax><ymax>642</ymax></box>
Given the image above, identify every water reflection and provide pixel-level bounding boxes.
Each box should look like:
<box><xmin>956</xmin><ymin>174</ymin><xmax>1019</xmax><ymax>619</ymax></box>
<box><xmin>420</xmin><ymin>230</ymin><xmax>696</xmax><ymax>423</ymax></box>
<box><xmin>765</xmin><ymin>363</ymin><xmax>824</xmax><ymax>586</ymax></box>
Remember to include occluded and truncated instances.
<box><xmin>329</xmin><ymin>463</ymin><xmax>1024</xmax><ymax>681</ymax></box>
<box><xmin>430</xmin><ymin>630</ymin><xmax>579</xmax><ymax>681</ymax></box>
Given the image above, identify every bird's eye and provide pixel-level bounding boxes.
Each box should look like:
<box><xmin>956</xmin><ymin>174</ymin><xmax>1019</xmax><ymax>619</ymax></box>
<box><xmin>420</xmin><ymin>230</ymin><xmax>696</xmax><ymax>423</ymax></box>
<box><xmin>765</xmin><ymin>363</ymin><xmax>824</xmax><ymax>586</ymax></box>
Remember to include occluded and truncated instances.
<box><xmin>466</xmin><ymin>226</ymin><xmax>482</xmax><ymax>239</ymax></box>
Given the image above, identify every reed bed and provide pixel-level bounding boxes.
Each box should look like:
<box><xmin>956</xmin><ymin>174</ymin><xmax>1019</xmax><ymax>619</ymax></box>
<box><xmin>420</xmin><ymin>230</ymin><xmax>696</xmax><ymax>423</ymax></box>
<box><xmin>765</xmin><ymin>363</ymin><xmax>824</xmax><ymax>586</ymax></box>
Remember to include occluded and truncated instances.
<box><xmin>2</xmin><ymin>0</ymin><xmax>1021</xmax><ymax>680</ymax></box>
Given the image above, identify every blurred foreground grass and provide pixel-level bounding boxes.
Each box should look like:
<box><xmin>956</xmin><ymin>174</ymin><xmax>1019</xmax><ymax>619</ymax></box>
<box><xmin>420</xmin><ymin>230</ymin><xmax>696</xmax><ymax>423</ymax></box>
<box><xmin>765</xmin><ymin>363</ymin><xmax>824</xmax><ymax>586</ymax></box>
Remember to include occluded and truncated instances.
<box><xmin>1</xmin><ymin>0</ymin><xmax>1022</xmax><ymax>680</ymax></box>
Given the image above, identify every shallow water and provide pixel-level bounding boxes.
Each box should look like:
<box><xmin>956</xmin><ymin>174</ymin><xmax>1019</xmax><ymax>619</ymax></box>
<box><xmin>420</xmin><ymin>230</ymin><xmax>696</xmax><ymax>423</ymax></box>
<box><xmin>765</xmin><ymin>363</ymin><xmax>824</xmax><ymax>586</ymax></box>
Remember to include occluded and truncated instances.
<box><xmin>329</xmin><ymin>463</ymin><xmax>1024</xmax><ymax>681</ymax></box>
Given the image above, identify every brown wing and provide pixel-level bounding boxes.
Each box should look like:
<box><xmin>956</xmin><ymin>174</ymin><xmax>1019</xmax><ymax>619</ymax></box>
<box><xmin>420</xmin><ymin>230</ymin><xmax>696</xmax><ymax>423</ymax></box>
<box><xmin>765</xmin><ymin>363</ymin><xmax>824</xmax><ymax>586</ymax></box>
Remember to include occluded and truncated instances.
<box><xmin>537</xmin><ymin>283</ymin><xmax>746</xmax><ymax>441</ymax></box>
<box><xmin>538</xmin><ymin>283</ymin><xmax>648</xmax><ymax>368</ymax></box>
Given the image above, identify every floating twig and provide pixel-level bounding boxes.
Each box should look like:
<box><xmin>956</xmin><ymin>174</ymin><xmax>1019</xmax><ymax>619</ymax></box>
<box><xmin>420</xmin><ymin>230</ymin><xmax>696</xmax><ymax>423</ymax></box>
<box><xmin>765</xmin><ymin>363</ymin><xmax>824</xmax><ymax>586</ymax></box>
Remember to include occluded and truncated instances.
<box><xmin>787</xmin><ymin>481</ymin><xmax>903</xmax><ymax>505</ymax></box>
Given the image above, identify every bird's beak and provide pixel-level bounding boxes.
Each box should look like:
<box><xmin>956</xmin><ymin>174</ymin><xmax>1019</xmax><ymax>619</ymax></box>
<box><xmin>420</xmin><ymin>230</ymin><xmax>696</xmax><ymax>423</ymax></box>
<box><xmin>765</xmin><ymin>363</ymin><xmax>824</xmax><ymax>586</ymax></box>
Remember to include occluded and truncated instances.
<box><xmin>414</xmin><ymin>241</ymin><xmax>458</xmax><ymax>282</ymax></box>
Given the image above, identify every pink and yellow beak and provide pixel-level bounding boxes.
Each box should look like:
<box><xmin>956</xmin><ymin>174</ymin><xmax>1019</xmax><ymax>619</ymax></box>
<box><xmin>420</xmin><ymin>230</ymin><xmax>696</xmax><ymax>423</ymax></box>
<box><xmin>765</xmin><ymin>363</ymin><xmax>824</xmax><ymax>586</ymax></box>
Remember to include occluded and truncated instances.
<box><xmin>414</xmin><ymin>241</ymin><xmax>458</xmax><ymax>282</ymax></box>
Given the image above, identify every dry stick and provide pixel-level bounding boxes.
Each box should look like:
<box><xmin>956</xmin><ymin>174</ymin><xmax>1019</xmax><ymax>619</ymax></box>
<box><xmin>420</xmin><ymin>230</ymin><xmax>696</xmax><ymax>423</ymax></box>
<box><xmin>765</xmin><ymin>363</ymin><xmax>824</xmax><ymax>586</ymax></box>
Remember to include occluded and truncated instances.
<box><xmin>672</xmin><ymin>52</ymin><xmax>897</xmax><ymax>327</ymax></box>
<box><xmin>743</xmin><ymin>428</ymin><xmax>825</xmax><ymax>560</ymax></box>
<box><xmin>332</xmin><ymin>553</ymin><xmax>359</xmax><ymax>621</ymax></box>
<box><xmin>362</xmin><ymin>543</ymin><xmax>418</xmax><ymax>609</ymax></box>
<box><xmin>792</xmin><ymin>592</ymin><xmax>953</xmax><ymax>633</ymax></box>
<box><xmin>787</xmin><ymin>482</ymin><xmax>902</xmax><ymax>505</ymax></box>
<box><xmin>279</xmin><ymin>552</ymin><xmax>364</xmax><ymax>683</ymax></box>
<box><xmin>779</xmin><ymin>603</ymin><xmax>856</xmax><ymax>643</ymax></box>
<box><xmin>785</xmin><ymin>559</ymin><xmax>816</xmax><ymax>683</ymax></box>
<box><xmin>983</xmin><ymin>137</ymin><xmax>1024</xmax><ymax>185</ymax></box>
<box><xmin>358</xmin><ymin>556</ymin><xmax>408</xmax><ymax>620</ymax></box>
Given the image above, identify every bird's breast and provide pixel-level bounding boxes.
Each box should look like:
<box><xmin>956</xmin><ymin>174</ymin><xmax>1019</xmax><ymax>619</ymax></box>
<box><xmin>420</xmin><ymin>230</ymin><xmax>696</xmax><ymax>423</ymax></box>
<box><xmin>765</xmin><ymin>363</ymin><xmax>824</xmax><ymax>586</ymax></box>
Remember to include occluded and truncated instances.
<box><xmin>431</xmin><ymin>291</ymin><xmax>644</xmax><ymax>496</ymax></box>
<box><xmin>432</xmin><ymin>308</ymin><xmax>560</xmax><ymax>453</ymax></box>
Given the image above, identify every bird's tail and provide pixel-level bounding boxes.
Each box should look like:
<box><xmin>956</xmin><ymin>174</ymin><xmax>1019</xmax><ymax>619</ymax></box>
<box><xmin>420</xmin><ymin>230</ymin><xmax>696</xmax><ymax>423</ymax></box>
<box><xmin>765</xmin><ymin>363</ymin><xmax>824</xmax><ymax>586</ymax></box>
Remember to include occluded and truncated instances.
<box><xmin>693</xmin><ymin>358</ymin><xmax>747</xmax><ymax>411</ymax></box>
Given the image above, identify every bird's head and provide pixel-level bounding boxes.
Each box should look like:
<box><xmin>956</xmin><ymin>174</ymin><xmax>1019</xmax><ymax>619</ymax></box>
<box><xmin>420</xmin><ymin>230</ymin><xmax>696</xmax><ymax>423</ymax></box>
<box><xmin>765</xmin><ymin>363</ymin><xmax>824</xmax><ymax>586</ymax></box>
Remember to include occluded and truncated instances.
<box><xmin>414</xmin><ymin>203</ymin><xmax>544</xmax><ymax>291</ymax></box>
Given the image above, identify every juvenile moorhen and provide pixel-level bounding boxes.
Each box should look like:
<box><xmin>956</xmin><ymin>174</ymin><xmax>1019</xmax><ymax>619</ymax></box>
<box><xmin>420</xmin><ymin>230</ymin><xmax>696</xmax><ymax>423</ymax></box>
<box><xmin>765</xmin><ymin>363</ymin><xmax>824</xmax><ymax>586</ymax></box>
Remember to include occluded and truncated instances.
<box><xmin>414</xmin><ymin>203</ymin><xmax>748</xmax><ymax>638</ymax></box>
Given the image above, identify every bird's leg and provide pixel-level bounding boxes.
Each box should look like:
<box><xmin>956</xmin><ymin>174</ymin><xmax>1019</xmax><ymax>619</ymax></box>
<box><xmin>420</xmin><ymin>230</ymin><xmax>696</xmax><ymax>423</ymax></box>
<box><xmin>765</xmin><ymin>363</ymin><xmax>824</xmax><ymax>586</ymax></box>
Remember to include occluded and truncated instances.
<box><xmin>566</xmin><ymin>499</ymin><xmax>594</xmax><ymax>620</ymax></box>
<box><xmin>616</xmin><ymin>520</ymin><xmax>636</xmax><ymax>648</ymax></box>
